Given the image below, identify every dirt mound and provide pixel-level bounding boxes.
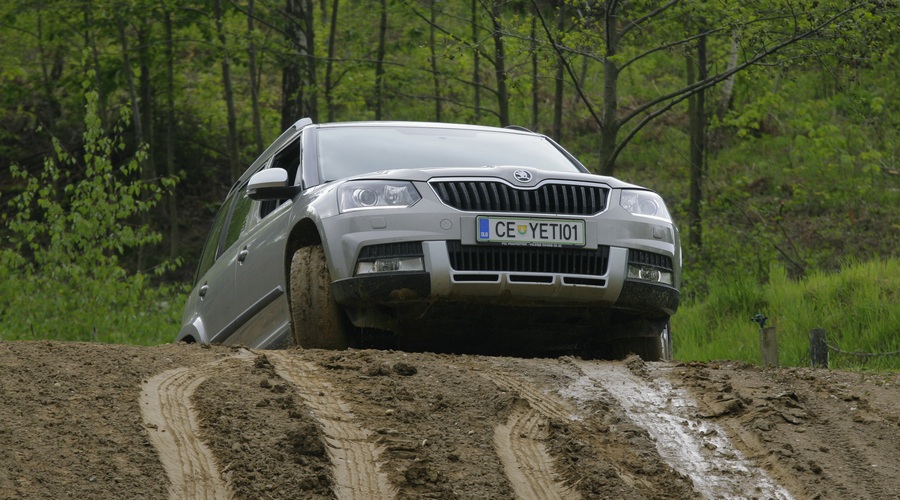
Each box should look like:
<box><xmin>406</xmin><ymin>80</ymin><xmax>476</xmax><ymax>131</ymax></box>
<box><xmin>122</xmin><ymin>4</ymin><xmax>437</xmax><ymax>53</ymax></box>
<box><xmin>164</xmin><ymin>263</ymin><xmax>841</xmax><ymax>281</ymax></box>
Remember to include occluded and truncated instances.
<box><xmin>1</xmin><ymin>341</ymin><xmax>897</xmax><ymax>499</ymax></box>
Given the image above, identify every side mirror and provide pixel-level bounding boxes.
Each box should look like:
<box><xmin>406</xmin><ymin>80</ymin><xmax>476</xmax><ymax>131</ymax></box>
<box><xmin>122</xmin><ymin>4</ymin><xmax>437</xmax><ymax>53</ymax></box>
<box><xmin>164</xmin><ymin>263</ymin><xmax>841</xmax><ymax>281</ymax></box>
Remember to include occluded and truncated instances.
<box><xmin>247</xmin><ymin>168</ymin><xmax>301</xmax><ymax>200</ymax></box>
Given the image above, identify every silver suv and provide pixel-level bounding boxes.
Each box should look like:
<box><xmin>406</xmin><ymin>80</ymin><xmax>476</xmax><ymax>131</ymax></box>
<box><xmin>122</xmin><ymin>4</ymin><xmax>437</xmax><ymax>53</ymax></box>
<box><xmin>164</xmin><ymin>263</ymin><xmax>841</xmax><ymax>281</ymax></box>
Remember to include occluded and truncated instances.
<box><xmin>177</xmin><ymin>120</ymin><xmax>681</xmax><ymax>360</ymax></box>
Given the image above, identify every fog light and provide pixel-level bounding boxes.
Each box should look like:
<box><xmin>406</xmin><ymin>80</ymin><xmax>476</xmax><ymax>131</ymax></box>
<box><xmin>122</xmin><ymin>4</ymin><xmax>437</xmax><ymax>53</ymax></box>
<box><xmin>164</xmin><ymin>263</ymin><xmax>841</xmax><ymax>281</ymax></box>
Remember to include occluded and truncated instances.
<box><xmin>640</xmin><ymin>267</ymin><xmax>660</xmax><ymax>281</ymax></box>
<box><xmin>356</xmin><ymin>257</ymin><xmax>424</xmax><ymax>275</ymax></box>
<box><xmin>627</xmin><ymin>264</ymin><xmax>674</xmax><ymax>285</ymax></box>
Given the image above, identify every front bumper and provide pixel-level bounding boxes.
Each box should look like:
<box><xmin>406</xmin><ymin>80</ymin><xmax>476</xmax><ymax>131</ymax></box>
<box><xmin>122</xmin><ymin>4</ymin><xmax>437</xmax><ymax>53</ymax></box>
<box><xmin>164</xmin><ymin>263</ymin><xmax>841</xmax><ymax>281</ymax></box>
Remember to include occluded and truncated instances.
<box><xmin>332</xmin><ymin>272</ymin><xmax>431</xmax><ymax>304</ymax></box>
<box><xmin>616</xmin><ymin>279</ymin><xmax>680</xmax><ymax>316</ymax></box>
<box><xmin>330</xmin><ymin>240</ymin><xmax>678</xmax><ymax>317</ymax></box>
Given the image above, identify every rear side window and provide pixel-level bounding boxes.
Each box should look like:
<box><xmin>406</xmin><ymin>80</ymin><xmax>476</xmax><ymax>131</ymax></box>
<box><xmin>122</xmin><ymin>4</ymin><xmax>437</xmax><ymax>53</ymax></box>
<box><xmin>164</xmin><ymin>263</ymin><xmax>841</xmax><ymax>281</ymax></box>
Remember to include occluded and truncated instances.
<box><xmin>195</xmin><ymin>193</ymin><xmax>233</xmax><ymax>283</ymax></box>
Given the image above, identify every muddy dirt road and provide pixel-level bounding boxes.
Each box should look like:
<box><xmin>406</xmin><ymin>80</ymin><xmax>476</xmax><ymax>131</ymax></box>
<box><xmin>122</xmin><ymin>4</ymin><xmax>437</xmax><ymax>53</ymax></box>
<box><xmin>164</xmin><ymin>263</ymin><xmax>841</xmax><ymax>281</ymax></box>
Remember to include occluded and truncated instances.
<box><xmin>1</xmin><ymin>341</ymin><xmax>898</xmax><ymax>499</ymax></box>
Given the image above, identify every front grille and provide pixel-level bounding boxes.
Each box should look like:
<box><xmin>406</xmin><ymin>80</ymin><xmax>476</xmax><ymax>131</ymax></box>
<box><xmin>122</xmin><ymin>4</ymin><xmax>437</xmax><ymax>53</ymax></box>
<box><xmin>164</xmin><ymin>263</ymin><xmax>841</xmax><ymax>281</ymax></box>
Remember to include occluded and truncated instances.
<box><xmin>358</xmin><ymin>242</ymin><xmax>423</xmax><ymax>261</ymax></box>
<box><xmin>628</xmin><ymin>249</ymin><xmax>674</xmax><ymax>271</ymax></box>
<box><xmin>447</xmin><ymin>241</ymin><xmax>609</xmax><ymax>276</ymax></box>
<box><xmin>431</xmin><ymin>180</ymin><xmax>608</xmax><ymax>215</ymax></box>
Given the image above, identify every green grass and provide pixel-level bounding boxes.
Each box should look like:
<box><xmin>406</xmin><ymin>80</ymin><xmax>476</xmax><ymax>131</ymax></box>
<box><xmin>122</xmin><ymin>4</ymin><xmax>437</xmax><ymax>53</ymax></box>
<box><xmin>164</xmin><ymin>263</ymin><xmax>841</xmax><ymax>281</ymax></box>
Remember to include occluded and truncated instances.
<box><xmin>0</xmin><ymin>271</ymin><xmax>186</xmax><ymax>346</ymax></box>
<box><xmin>673</xmin><ymin>257</ymin><xmax>900</xmax><ymax>370</ymax></box>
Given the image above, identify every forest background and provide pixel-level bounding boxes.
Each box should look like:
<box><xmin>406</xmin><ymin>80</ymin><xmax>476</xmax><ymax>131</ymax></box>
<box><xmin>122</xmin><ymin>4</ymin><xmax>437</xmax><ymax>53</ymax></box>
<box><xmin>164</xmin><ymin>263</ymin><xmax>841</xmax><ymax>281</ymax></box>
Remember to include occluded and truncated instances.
<box><xmin>0</xmin><ymin>0</ymin><xmax>897</xmax><ymax>368</ymax></box>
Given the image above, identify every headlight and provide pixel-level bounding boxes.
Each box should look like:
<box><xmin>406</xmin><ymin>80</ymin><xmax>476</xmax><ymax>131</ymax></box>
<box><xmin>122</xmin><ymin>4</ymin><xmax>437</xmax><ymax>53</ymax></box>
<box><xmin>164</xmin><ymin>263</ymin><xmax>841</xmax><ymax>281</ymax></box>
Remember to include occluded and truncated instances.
<box><xmin>338</xmin><ymin>181</ymin><xmax>421</xmax><ymax>212</ymax></box>
<box><xmin>620</xmin><ymin>190</ymin><xmax>672</xmax><ymax>221</ymax></box>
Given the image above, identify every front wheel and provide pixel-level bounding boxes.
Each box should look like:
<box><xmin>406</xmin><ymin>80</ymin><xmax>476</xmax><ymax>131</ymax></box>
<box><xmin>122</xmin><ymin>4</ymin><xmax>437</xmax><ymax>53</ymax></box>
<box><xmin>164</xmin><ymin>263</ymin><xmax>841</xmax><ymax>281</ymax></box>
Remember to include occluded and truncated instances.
<box><xmin>580</xmin><ymin>319</ymin><xmax>670</xmax><ymax>361</ymax></box>
<box><xmin>289</xmin><ymin>245</ymin><xmax>349</xmax><ymax>349</ymax></box>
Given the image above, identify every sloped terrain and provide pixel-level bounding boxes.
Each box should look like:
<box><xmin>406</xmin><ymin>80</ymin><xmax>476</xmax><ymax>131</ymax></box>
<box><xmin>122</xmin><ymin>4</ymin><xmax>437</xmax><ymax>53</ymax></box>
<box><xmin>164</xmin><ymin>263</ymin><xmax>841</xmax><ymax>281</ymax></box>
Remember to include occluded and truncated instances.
<box><xmin>0</xmin><ymin>341</ymin><xmax>897</xmax><ymax>499</ymax></box>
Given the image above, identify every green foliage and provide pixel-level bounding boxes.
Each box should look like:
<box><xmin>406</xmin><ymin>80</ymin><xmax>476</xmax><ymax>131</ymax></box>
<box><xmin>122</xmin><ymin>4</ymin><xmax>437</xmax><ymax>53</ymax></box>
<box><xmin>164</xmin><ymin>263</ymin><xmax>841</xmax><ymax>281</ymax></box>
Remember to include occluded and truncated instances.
<box><xmin>690</xmin><ymin>49</ymin><xmax>899</xmax><ymax>294</ymax></box>
<box><xmin>0</xmin><ymin>78</ymin><xmax>184</xmax><ymax>344</ymax></box>
<box><xmin>674</xmin><ymin>258</ymin><xmax>900</xmax><ymax>370</ymax></box>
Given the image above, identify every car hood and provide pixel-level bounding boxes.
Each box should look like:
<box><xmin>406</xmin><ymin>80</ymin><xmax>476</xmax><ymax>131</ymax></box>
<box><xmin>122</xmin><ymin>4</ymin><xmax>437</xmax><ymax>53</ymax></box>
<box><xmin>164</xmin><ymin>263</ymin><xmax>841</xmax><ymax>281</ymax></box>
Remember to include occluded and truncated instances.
<box><xmin>338</xmin><ymin>165</ymin><xmax>645</xmax><ymax>190</ymax></box>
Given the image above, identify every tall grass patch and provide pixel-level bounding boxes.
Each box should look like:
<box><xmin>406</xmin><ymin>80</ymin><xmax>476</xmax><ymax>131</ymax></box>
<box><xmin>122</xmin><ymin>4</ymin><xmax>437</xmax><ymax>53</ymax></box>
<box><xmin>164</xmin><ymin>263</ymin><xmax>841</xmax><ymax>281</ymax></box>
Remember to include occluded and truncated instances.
<box><xmin>674</xmin><ymin>258</ymin><xmax>900</xmax><ymax>370</ymax></box>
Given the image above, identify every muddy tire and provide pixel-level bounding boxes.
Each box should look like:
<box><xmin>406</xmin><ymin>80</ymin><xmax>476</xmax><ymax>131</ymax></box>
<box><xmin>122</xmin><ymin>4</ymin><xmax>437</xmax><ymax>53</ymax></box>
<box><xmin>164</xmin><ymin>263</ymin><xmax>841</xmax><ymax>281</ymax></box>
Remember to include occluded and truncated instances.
<box><xmin>584</xmin><ymin>334</ymin><xmax>663</xmax><ymax>361</ymax></box>
<box><xmin>612</xmin><ymin>336</ymin><xmax>663</xmax><ymax>361</ymax></box>
<box><xmin>289</xmin><ymin>245</ymin><xmax>349</xmax><ymax>349</ymax></box>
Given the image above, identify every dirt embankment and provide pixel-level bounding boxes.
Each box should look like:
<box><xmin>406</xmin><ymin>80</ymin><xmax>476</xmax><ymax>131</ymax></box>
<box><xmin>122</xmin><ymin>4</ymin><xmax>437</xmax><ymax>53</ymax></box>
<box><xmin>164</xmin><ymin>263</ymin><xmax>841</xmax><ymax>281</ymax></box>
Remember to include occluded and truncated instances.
<box><xmin>1</xmin><ymin>341</ymin><xmax>898</xmax><ymax>499</ymax></box>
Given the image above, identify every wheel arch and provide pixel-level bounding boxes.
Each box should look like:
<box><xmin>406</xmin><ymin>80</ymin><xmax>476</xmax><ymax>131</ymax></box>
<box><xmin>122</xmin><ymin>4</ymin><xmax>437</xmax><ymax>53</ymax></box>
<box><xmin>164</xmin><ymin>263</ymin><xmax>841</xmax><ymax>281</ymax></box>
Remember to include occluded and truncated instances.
<box><xmin>285</xmin><ymin>217</ymin><xmax>321</xmax><ymax>258</ymax></box>
<box><xmin>283</xmin><ymin>217</ymin><xmax>323</xmax><ymax>295</ymax></box>
<box><xmin>175</xmin><ymin>319</ymin><xmax>206</xmax><ymax>344</ymax></box>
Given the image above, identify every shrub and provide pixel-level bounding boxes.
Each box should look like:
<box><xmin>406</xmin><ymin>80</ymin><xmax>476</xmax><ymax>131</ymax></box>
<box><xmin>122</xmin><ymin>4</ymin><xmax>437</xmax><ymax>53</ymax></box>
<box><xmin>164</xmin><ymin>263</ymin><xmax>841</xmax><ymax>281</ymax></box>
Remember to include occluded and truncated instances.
<box><xmin>0</xmin><ymin>76</ymin><xmax>183</xmax><ymax>344</ymax></box>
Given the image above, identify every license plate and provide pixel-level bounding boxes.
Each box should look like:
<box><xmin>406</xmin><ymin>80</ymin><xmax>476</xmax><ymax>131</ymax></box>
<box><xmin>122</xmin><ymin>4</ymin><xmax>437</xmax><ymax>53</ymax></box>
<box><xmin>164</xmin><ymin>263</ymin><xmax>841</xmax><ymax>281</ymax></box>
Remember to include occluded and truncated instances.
<box><xmin>476</xmin><ymin>216</ymin><xmax>585</xmax><ymax>246</ymax></box>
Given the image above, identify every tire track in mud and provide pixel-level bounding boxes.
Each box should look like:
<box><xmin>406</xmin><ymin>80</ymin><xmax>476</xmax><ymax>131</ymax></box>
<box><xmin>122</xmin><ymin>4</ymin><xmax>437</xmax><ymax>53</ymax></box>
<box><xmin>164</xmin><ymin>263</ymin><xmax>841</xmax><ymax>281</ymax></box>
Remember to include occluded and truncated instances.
<box><xmin>140</xmin><ymin>351</ymin><xmax>253</xmax><ymax>500</ymax></box>
<box><xmin>486</xmin><ymin>371</ymin><xmax>581</xmax><ymax>499</ymax></box>
<box><xmin>493</xmin><ymin>401</ymin><xmax>581</xmax><ymax>500</ymax></box>
<box><xmin>266</xmin><ymin>351</ymin><xmax>396</xmax><ymax>500</ymax></box>
<box><xmin>569</xmin><ymin>359</ymin><xmax>792</xmax><ymax>500</ymax></box>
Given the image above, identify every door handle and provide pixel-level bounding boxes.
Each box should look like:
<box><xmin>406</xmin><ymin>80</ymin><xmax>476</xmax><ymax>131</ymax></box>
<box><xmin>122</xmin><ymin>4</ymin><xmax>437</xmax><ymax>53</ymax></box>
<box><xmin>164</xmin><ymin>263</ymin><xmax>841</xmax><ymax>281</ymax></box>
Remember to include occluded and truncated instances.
<box><xmin>238</xmin><ymin>247</ymin><xmax>249</xmax><ymax>263</ymax></box>
<box><xmin>199</xmin><ymin>284</ymin><xmax>209</xmax><ymax>298</ymax></box>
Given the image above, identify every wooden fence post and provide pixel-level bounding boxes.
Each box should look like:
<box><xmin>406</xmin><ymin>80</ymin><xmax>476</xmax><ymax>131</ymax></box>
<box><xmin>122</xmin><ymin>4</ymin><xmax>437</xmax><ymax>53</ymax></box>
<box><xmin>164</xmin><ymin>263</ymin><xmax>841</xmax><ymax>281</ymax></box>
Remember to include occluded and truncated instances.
<box><xmin>760</xmin><ymin>326</ymin><xmax>779</xmax><ymax>367</ymax></box>
<box><xmin>809</xmin><ymin>328</ymin><xmax>829</xmax><ymax>368</ymax></box>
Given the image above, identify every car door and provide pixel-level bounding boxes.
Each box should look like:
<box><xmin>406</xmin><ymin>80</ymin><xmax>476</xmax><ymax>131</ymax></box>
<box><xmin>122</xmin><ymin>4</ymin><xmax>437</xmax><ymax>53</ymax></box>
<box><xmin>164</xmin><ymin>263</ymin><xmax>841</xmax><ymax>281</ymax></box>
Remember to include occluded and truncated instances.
<box><xmin>183</xmin><ymin>186</ymin><xmax>241</xmax><ymax>343</ymax></box>
<box><xmin>224</xmin><ymin>136</ymin><xmax>303</xmax><ymax>348</ymax></box>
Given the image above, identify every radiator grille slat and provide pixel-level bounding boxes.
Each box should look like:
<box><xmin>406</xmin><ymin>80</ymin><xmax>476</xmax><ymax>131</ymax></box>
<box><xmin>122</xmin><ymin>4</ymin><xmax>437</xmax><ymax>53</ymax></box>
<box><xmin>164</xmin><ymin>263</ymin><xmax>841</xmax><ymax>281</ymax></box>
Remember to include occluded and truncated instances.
<box><xmin>358</xmin><ymin>242</ymin><xmax>424</xmax><ymax>260</ymax></box>
<box><xmin>447</xmin><ymin>241</ymin><xmax>610</xmax><ymax>276</ymax></box>
<box><xmin>628</xmin><ymin>249</ymin><xmax>674</xmax><ymax>271</ymax></box>
<box><xmin>431</xmin><ymin>181</ymin><xmax>608</xmax><ymax>215</ymax></box>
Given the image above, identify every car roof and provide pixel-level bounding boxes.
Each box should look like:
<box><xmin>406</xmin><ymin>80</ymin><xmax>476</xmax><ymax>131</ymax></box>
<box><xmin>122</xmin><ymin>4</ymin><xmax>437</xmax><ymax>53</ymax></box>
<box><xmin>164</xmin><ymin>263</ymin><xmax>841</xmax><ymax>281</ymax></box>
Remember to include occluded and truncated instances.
<box><xmin>314</xmin><ymin>120</ymin><xmax>541</xmax><ymax>136</ymax></box>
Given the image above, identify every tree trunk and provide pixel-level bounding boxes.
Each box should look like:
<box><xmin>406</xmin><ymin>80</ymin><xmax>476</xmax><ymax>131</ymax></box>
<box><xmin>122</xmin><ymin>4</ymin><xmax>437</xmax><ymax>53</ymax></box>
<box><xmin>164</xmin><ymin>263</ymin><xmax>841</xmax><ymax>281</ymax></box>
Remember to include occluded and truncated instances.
<box><xmin>137</xmin><ymin>21</ymin><xmax>158</xmax><ymax>265</ymax></box>
<box><xmin>598</xmin><ymin>2</ymin><xmax>620</xmax><ymax>175</ymax></box>
<box><xmin>429</xmin><ymin>0</ymin><xmax>442</xmax><ymax>121</ymax></box>
<box><xmin>281</xmin><ymin>0</ymin><xmax>317</xmax><ymax>129</ymax></box>
<box><xmin>165</xmin><ymin>9</ymin><xmax>179</xmax><ymax>259</ymax></box>
<box><xmin>530</xmin><ymin>16</ymin><xmax>539</xmax><ymax>131</ymax></box>
<box><xmin>491</xmin><ymin>1</ymin><xmax>509</xmax><ymax>127</ymax></box>
<box><xmin>247</xmin><ymin>0</ymin><xmax>264</xmax><ymax>156</ymax></box>
<box><xmin>471</xmin><ymin>0</ymin><xmax>481</xmax><ymax>121</ymax></box>
<box><xmin>687</xmin><ymin>33</ymin><xmax>707</xmax><ymax>249</ymax></box>
<box><xmin>35</xmin><ymin>0</ymin><xmax>60</xmax><ymax>129</ymax></box>
<box><xmin>374</xmin><ymin>0</ymin><xmax>387</xmax><ymax>120</ymax></box>
<box><xmin>325</xmin><ymin>0</ymin><xmax>339</xmax><ymax>121</ymax></box>
<box><xmin>552</xmin><ymin>5</ymin><xmax>565</xmax><ymax>141</ymax></box>
<box><xmin>213</xmin><ymin>0</ymin><xmax>240</xmax><ymax>183</ymax></box>
<box><xmin>718</xmin><ymin>31</ymin><xmax>739</xmax><ymax>120</ymax></box>
<box><xmin>138</xmin><ymin>24</ymin><xmax>154</xmax><ymax>181</ymax></box>
<box><xmin>116</xmin><ymin>15</ymin><xmax>147</xmax><ymax>269</ymax></box>
<box><xmin>598</xmin><ymin>62</ymin><xmax>619</xmax><ymax>175</ymax></box>
<box><xmin>116</xmin><ymin>17</ymin><xmax>143</xmax><ymax>147</ymax></box>
<box><xmin>83</xmin><ymin>2</ymin><xmax>106</xmax><ymax>126</ymax></box>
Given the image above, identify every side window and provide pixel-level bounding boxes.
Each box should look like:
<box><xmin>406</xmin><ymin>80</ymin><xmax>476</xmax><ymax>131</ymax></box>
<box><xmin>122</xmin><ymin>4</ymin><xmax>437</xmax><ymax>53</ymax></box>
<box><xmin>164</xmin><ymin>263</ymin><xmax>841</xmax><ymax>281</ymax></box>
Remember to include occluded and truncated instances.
<box><xmin>224</xmin><ymin>183</ymin><xmax>254</xmax><ymax>251</ymax></box>
<box><xmin>261</xmin><ymin>136</ymin><xmax>301</xmax><ymax>218</ymax></box>
<box><xmin>272</xmin><ymin>136</ymin><xmax>302</xmax><ymax>185</ymax></box>
<box><xmin>195</xmin><ymin>192</ymin><xmax>235</xmax><ymax>283</ymax></box>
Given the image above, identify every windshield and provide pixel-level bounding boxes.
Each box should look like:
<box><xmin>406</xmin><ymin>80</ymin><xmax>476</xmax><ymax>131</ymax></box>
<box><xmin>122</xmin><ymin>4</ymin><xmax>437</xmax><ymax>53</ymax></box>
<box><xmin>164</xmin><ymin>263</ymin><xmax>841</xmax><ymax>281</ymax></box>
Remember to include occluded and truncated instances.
<box><xmin>316</xmin><ymin>125</ymin><xmax>582</xmax><ymax>181</ymax></box>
